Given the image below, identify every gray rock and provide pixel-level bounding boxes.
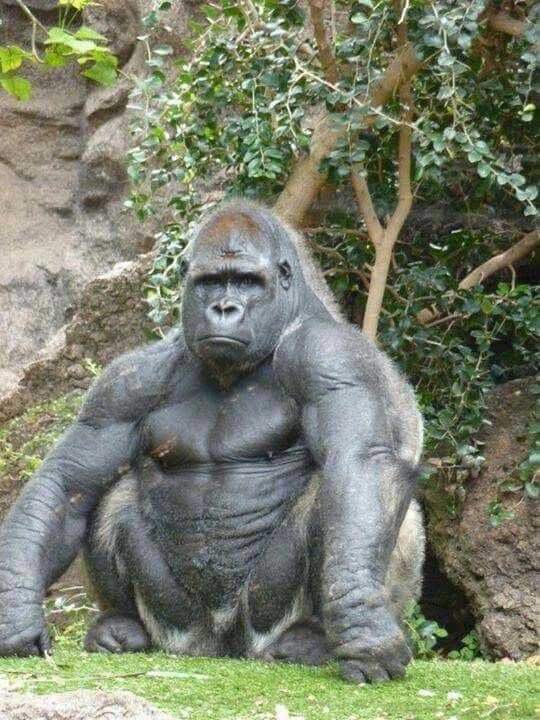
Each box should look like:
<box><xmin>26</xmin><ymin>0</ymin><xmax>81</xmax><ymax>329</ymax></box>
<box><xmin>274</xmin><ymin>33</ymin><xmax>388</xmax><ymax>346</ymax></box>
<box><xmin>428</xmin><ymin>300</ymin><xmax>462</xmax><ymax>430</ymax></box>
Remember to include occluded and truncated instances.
<box><xmin>0</xmin><ymin>1</ymin><xmax>193</xmax><ymax>397</ymax></box>
<box><xmin>425</xmin><ymin>376</ymin><xmax>540</xmax><ymax>660</ymax></box>
<box><xmin>0</xmin><ymin>689</ymin><xmax>175</xmax><ymax>719</ymax></box>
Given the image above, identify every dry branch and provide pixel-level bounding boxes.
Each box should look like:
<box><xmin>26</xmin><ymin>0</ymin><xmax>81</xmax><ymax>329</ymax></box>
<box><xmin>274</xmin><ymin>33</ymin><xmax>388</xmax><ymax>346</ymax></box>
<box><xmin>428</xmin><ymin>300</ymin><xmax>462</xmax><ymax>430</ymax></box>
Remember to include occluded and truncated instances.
<box><xmin>415</xmin><ymin>230</ymin><xmax>539</xmax><ymax>325</ymax></box>
<box><xmin>350</xmin><ymin>171</ymin><xmax>383</xmax><ymax>245</ymax></box>
<box><xmin>458</xmin><ymin>229</ymin><xmax>539</xmax><ymax>290</ymax></box>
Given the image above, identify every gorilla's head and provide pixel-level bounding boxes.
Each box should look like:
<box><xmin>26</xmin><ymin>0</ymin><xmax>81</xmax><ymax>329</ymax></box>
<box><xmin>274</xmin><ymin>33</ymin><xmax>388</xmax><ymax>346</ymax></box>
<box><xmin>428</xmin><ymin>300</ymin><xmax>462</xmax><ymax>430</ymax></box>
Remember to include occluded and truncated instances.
<box><xmin>181</xmin><ymin>200</ymin><xmax>308</xmax><ymax>377</ymax></box>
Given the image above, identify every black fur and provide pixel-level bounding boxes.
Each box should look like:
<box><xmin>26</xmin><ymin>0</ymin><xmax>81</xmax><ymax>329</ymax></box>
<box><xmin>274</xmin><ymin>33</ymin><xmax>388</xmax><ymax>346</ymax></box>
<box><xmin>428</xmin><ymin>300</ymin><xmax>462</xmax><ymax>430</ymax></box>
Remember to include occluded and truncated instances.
<box><xmin>0</xmin><ymin>200</ymin><xmax>424</xmax><ymax>683</ymax></box>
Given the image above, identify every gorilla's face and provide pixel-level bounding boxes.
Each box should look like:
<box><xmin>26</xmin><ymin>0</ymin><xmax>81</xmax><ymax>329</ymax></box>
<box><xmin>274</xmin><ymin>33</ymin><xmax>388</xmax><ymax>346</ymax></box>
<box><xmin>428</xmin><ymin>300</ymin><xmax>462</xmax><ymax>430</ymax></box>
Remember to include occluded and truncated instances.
<box><xmin>181</xmin><ymin>212</ymin><xmax>292</xmax><ymax>376</ymax></box>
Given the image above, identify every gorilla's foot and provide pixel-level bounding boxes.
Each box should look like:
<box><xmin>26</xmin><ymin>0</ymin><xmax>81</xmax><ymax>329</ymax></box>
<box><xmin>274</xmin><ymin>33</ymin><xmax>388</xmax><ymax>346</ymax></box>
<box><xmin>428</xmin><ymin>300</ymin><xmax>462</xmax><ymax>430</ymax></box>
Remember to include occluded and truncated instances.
<box><xmin>255</xmin><ymin>620</ymin><xmax>331</xmax><ymax>667</ymax></box>
<box><xmin>84</xmin><ymin>612</ymin><xmax>151</xmax><ymax>654</ymax></box>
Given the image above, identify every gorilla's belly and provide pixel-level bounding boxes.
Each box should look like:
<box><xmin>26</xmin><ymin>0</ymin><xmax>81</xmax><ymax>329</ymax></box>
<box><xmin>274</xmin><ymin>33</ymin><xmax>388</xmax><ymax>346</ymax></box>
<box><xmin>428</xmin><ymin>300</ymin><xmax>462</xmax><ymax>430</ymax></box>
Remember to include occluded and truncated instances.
<box><xmin>138</xmin><ymin>447</ymin><xmax>314</xmax><ymax>604</ymax></box>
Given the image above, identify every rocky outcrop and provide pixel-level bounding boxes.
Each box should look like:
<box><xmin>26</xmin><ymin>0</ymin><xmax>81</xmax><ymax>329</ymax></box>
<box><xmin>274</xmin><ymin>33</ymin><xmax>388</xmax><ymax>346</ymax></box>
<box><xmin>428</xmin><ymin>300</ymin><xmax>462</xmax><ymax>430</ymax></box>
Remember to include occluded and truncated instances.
<box><xmin>0</xmin><ymin>254</ymin><xmax>156</xmax><ymax>428</ymax></box>
<box><xmin>426</xmin><ymin>377</ymin><xmax>539</xmax><ymax>659</ymax></box>
<box><xmin>0</xmin><ymin>0</ymin><xmax>192</xmax><ymax>396</ymax></box>
<box><xmin>0</xmin><ymin>254</ymin><xmax>160</xmax><ymax>523</ymax></box>
<box><xmin>0</xmin><ymin>689</ymin><xmax>176</xmax><ymax>720</ymax></box>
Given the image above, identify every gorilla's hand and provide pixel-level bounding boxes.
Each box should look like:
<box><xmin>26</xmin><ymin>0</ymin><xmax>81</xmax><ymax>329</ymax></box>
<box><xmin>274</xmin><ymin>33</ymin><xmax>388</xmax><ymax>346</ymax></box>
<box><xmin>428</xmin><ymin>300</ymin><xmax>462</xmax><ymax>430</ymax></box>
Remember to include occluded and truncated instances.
<box><xmin>0</xmin><ymin>593</ymin><xmax>50</xmax><ymax>657</ymax></box>
<box><xmin>334</xmin><ymin>603</ymin><xmax>412</xmax><ymax>684</ymax></box>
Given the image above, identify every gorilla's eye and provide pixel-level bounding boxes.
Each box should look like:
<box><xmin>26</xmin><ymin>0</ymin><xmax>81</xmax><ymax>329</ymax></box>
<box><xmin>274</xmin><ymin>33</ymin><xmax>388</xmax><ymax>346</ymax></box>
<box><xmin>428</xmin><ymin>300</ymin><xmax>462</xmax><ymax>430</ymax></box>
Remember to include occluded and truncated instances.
<box><xmin>237</xmin><ymin>274</ymin><xmax>263</xmax><ymax>288</ymax></box>
<box><xmin>196</xmin><ymin>275</ymin><xmax>224</xmax><ymax>288</ymax></box>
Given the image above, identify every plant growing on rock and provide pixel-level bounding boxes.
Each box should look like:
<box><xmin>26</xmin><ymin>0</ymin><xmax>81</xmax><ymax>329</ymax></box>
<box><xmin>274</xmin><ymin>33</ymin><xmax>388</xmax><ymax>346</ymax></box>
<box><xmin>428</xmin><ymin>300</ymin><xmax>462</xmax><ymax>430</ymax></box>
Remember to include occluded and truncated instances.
<box><xmin>0</xmin><ymin>0</ymin><xmax>118</xmax><ymax>100</ymax></box>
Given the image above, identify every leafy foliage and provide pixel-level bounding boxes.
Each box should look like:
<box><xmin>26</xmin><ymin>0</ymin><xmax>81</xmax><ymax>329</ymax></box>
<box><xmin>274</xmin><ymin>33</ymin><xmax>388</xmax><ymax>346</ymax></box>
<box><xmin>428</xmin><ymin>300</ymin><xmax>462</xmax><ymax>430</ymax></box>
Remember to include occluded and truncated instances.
<box><xmin>0</xmin><ymin>0</ymin><xmax>117</xmax><ymax>100</ymax></box>
<box><xmin>126</xmin><ymin>1</ymin><xmax>538</xmax><ymax>512</ymax></box>
<box><xmin>448</xmin><ymin>632</ymin><xmax>482</xmax><ymax>661</ymax></box>
<box><xmin>405</xmin><ymin>601</ymin><xmax>449</xmax><ymax>659</ymax></box>
<box><xmin>0</xmin><ymin>393</ymin><xmax>84</xmax><ymax>482</ymax></box>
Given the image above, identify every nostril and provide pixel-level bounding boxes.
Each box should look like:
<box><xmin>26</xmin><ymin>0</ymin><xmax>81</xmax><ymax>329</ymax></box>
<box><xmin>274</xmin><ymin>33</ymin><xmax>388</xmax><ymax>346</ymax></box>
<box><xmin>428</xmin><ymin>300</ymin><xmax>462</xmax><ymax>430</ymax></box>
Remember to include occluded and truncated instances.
<box><xmin>208</xmin><ymin>299</ymin><xmax>242</xmax><ymax>324</ymax></box>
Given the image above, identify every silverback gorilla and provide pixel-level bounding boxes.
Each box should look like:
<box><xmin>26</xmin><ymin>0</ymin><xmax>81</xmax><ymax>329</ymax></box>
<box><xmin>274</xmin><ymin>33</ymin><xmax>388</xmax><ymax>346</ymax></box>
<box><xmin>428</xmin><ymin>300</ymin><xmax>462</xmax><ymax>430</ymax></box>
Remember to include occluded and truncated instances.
<box><xmin>0</xmin><ymin>200</ymin><xmax>424</xmax><ymax>683</ymax></box>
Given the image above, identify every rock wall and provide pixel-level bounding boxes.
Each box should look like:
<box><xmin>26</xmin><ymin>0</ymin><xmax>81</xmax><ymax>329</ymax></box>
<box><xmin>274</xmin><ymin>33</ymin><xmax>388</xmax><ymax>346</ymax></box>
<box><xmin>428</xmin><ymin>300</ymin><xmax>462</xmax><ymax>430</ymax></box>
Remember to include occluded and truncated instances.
<box><xmin>0</xmin><ymin>0</ymin><xmax>192</xmax><ymax>395</ymax></box>
<box><xmin>426</xmin><ymin>376</ymin><xmax>539</xmax><ymax>660</ymax></box>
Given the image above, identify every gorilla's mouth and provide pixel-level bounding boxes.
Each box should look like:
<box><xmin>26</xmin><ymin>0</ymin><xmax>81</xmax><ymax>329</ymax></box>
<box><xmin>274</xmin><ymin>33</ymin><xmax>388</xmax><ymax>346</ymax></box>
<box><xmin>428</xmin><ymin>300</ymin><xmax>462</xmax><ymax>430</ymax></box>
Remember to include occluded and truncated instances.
<box><xmin>198</xmin><ymin>335</ymin><xmax>248</xmax><ymax>347</ymax></box>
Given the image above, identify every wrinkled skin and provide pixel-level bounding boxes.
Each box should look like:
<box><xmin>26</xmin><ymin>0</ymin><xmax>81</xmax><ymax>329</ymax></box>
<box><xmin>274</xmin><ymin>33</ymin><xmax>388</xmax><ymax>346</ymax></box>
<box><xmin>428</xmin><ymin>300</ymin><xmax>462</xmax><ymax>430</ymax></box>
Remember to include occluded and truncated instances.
<box><xmin>0</xmin><ymin>200</ymin><xmax>424</xmax><ymax>684</ymax></box>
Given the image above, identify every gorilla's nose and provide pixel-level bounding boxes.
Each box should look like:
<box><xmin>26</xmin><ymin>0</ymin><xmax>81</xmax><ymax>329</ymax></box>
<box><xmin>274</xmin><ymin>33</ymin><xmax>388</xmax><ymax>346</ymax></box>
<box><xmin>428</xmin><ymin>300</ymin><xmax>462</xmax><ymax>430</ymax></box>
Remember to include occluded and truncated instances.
<box><xmin>206</xmin><ymin>298</ymin><xmax>243</xmax><ymax>328</ymax></box>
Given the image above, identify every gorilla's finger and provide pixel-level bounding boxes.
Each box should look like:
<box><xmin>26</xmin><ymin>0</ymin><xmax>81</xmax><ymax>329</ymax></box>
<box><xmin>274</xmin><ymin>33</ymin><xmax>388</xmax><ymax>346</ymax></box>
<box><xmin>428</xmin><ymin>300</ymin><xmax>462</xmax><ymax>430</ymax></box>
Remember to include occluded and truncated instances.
<box><xmin>359</xmin><ymin>661</ymin><xmax>391</xmax><ymax>684</ymax></box>
<box><xmin>338</xmin><ymin>660</ymin><xmax>367</xmax><ymax>684</ymax></box>
<box><xmin>384</xmin><ymin>659</ymin><xmax>407</xmax><ymax>679</ymax></box>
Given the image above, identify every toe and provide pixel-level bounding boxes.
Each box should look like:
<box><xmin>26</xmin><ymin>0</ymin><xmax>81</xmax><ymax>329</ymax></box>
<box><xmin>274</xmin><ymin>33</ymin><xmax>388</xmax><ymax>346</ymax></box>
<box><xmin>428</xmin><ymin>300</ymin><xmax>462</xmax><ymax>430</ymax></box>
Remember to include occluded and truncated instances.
<box><xmin>338</xmin><ymin>660</ymin><xmax>367</xmax><ymax>684</ymax></box>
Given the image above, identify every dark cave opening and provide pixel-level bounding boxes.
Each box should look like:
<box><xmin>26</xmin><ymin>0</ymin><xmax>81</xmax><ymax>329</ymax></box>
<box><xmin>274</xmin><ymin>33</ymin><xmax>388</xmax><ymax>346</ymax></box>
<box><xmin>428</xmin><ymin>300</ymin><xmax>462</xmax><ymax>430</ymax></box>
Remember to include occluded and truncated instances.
<box><xmin>420</xmin><ymin>541</ymin><xmax>476</xmax><ymax>652</ymax></box>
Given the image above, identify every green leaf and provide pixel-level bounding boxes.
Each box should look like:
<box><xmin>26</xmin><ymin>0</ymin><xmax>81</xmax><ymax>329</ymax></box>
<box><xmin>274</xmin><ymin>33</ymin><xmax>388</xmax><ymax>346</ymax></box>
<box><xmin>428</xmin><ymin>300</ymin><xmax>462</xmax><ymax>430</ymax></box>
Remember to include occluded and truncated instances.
<box><xmin>75</xmin><ymin>27</ymin><xmax>107</xmax><ymax>42</ymax></box>
<box><xmin>46</xmin><ymin>27</ymin><xmax>98</xmax><ymax>55</ymax></box>
<box><xmin>201</xmin><ymin>4</ymin><xmax>220</xmax><ymax>20</ymax></box>
<box><xmin>0</xmin><ymin>74</ymin><xmax>31</xmax><ymax>101</ymax></box>
<box><xmin>44</xmin><ymin>50</ymin><xmax>70</xmax><ymax>67</ymax></box>
<box><xmin>477</xmin><ymin>162</ymin><xmax>491</xmax><ymax>178</ymax></box>
<box><xmin>0</xmin><ymin>46</ymin><xmax>28</xmax><ymax>73</ymax></box>
<box><xmin>350</xmin><ymin>12</ymin><xmax>367</xmax><ymax>24</ymax></box>
<box><xmin>82</xmin><ymin>59</ymin><xmax>117</xmax><ymax>86</ymax></box>
<box><xmin>59</xmin><ymin>0</ymin><xmax>94</xmax><ymax>9</ymax></box>
<box><xmin>154</xmin><ymin>44</ymin><xmax>174</xmax><ymax>56</ymax></box>
<box><xmin>525</xmin><ymin>482</ymin><xmax>539</xmax><ymax>499</ymax></box>
<box><xmin>509</xmin><ymin>173</ymin><xmax>526</xmax><ymax>187</ymax></box>
<box><xmin>437</xmin><ymin>85</ymin><xmax>453</xmax><ymax>100</ymax></box>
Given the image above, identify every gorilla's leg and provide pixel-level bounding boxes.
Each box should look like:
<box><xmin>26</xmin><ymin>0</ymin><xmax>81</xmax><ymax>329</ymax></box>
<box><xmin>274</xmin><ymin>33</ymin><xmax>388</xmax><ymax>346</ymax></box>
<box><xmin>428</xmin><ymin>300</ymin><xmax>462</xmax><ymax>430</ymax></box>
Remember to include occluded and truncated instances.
<box><xmin>84</xmin><ymin>476</ymin><xmax>149</xmax><ymax>653</ymax></box>
<box><xmin>243</xmin><ymin>479</ymin><xmax>424</xmax><ymax>666</ymax></box>
<box><xmin>242</xmin><ymin>477</ymin><xmax>330</xmax><ymax>664</ymax></box>
<box><xmin>386</xmin><ymin>499</ymin><xmax>425</xmax><ymax>621</ymax></box>
<box><xmin>84</xmin><ymin>476</ymin><xmax>220</xmax><ymax>656</ymax></box>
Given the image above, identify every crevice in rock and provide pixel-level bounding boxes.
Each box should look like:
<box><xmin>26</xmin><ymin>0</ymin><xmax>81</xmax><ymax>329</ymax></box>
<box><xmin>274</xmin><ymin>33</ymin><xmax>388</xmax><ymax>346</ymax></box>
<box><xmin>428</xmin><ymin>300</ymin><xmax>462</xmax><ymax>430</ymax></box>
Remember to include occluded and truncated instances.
<box><xmin>420</xmin><ymin>540</ymin><xmax>476</xmax><ymax>652</ymax></box>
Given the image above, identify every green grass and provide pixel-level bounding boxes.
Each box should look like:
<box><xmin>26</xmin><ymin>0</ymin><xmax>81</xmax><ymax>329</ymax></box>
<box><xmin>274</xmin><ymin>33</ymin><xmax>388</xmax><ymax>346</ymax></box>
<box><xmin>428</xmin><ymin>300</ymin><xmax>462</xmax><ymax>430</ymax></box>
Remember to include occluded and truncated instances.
<box><xmin>1</xmin><ymin>641</ymin><xmax>537</xmax><ymax>720</ymax></box>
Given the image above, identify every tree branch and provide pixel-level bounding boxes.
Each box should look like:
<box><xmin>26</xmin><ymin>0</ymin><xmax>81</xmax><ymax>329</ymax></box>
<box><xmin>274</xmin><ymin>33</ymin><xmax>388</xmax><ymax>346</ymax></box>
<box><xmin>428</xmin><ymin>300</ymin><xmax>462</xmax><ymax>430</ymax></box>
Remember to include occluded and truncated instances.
<box><xmin>488</xmin><ymin>11</ymin><xmax>527</xmax><ymax>38</ymax></box>
<box><xmin>359</xmin><ymin>12</ymin><xmax>415</xmax><ymax>341</ymax></box>
<box><xmin>385</xmin><ymin>77</ymin><xmax>413</xmax><ymax>239</ymax></box>
<box><xmin>416</xmin><ymin>229</ymin><xmax>539</xmax><ymax>325</ymax></box>
<box><xmin>307</xmin><ymin>0</ymin><xmax>340</xmax><ymax>84</ymax></box>
<box><xmin>458</xmin><ymin>229</ymin><xmax>539</xmax><ymax>290</ymax></box>
<box><xmin>350</xmin><ymin>169</ymin><xmax>384</xmax><ymax>245</ymax></box>
<box><xmin>274</xmin><ymin>42</ymin><xmax>421</xmax><ymax>226</ymax></box>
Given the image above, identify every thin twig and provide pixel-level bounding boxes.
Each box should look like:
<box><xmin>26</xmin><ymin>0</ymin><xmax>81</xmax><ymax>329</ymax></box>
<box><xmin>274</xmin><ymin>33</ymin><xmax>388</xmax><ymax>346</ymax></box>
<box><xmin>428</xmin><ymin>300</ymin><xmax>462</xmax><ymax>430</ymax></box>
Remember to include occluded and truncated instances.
<box><xmin>13</xmin><ymin>0</ymin><xmax>48</xmax><ymax>33</ymax></box>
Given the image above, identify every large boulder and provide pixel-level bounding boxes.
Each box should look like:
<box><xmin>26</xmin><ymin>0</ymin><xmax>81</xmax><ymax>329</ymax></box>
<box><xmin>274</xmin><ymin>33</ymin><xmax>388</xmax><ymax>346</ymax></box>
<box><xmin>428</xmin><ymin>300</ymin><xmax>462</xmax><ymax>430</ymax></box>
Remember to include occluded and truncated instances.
<box><xmin>0</xmin><ymin>0</ymin><xmax>192</xmax><ymax>396</ymax></box>
<box><xmin>0</xmin><ymin>689</ymin><xmax>175</xmax><ymax>720</ymax></box>
<box><xmin>426</xmin><ymin>376</ymin><xmax>539</xmax><ymax>659</ymax></box>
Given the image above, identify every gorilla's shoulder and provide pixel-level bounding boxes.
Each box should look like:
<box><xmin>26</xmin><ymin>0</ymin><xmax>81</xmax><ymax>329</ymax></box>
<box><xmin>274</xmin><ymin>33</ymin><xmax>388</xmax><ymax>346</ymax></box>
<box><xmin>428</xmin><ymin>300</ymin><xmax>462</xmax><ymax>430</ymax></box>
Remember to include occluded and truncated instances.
<box><xmin>274</xmin><ymin>316</ymin><xmax>391</xmax><ymax>398</ymax></box>
<box><xmin>79</xmin><ymin>329</ymin><xmax>187</xmax><ymax>427</ymax></box>
<box><xmin>275</xmin><ymin>316</ymin><xmax>378</xmax><ymax>367</ymax></box>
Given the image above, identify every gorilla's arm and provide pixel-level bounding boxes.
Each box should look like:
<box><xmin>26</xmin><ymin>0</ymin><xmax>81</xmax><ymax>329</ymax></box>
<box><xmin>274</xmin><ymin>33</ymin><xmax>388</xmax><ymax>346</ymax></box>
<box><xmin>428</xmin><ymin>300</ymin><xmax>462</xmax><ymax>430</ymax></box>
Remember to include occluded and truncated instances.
<box><xmin>0</xmin><ymin>420</ymin><xmax>137</xmax><ymax>657</ymax></box>
<box><xmin>275</xmin><ymin>319</ymin><xmax>419</xmax><ymax>683</ymax></box>
<box><xmin>0</xmin><ymin>332</ymin><xmax>184</xmax><ymax>657</ymax></box>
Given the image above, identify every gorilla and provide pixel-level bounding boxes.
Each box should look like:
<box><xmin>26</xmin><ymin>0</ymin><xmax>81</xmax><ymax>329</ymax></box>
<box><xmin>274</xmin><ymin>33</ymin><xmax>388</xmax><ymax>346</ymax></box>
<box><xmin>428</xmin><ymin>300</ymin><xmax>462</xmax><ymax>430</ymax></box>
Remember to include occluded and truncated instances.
<box><xmin>0</xmin><ymin>200</ymin><xmax>424</xmax><ymax>684</ymax></box>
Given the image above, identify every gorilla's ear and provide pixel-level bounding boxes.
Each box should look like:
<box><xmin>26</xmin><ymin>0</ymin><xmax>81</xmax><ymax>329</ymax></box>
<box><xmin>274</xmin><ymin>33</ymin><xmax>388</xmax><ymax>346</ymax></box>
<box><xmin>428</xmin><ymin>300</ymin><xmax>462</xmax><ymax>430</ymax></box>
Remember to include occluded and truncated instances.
<box><xmin>278</xmin><ymin>260</ymin><xmax>292</xmax><ymax>290</ymax></box>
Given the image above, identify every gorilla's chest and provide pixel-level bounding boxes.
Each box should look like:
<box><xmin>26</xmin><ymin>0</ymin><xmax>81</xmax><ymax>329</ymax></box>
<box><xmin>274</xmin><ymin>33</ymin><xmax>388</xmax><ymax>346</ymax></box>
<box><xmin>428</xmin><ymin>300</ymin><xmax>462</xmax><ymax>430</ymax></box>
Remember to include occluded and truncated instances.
<box><xmin>138</xmin><ymin>367</ymin><xmax>312</xmax><ymax>591</ymax></box>
<box><xmin>145</xmin><ymin>367</ymin><xmax>301</xmax><ymax>465</ymax></box>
